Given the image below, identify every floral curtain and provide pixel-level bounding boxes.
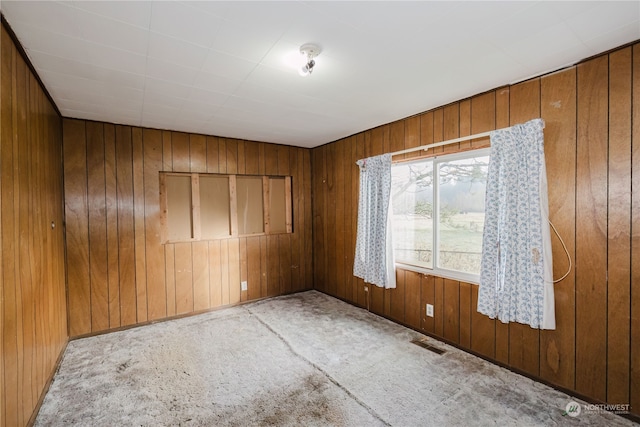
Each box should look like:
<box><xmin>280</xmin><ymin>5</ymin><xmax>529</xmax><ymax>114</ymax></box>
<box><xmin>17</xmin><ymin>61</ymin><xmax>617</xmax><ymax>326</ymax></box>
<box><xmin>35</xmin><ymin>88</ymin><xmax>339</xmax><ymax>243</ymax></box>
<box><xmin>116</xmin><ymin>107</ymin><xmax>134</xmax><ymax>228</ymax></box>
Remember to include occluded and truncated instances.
<box><xmin>353</xmin><ymin>153</ymin><xmax>396</xmax><ymax>289</ymax></box>
<box><xmin>477</xmin><ymin>118</ymin><xmax>555</xmax><ymax>329</ymax></box>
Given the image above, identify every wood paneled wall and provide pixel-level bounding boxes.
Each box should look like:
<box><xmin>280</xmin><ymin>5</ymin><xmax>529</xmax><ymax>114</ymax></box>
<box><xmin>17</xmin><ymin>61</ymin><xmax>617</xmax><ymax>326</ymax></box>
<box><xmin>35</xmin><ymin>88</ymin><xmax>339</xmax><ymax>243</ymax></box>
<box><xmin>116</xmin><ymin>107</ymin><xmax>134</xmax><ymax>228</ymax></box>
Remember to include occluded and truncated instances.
<box><xmin>63</xmin><ymin>119</ymin><xmax>313</xmax><ymax>337</ymax></box>
<box><xmin>312</xmin><ymin>42</ymin><xmax>640</xmax><ymax>417</ymax></box>
<box><xmin>1</xmin><ymin>23</ymin><xmax>67</xmax><ymax>427</ymax></box>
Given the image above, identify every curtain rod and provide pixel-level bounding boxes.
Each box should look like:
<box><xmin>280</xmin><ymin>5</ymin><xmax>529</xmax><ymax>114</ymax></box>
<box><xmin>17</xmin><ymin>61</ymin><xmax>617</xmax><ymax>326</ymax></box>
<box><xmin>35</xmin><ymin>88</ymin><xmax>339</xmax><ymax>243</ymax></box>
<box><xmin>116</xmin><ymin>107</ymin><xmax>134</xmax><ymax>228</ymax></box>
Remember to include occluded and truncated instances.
<box><xmin>390</xmin><ymin>129</ymin><xmax>493</xmax><ymax>157</ymax></box>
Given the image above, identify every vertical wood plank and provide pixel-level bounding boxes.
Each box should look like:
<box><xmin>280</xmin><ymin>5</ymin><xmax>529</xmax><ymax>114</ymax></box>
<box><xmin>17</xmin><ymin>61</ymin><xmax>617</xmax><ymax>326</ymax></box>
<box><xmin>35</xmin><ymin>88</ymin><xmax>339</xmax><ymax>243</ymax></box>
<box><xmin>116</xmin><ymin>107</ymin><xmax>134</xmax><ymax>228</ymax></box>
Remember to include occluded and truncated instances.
<box><xmin>32</xmin><ymin>57</ymin><xmax>45</xmax><ymax>416</ymax></box>
<box><xmin>334</xmin><ymin>140</ymin><xmax>346</xmax><ymax>299</ymax></box>
<box><xmin>174</xmin><ymin>242</ymin><xmax>193</xmax><ymax>314</ymax></box>
<box><xmin>277</xmin><ymin>145</ymin><xmax>289</xmax><ymax>175</ymax></box>
<box><xmin>2</xmin><ymin>38</ymin><xmax>19</xmax><ymax>425</ymax></box>
<box><xmin>539</xmin><ymin>67</ymin><xmax>577</xmax><ymax>391</ymax></box>
<box><xmin>318</xmin><ymin>143</ymin><xmax>329</xmax><ymax>295</ymax></box>
<box><xmin>189</xmin><ymin>134</ymin><xmax>206</xmax><ymax>173</ymax></box>
<box><xmin>17</xmin><ymin>54</ymin><xmax>33</xmax><ymax>419</ymax></box>
<box><xmin>267</xmin><ymin>235</ymin><xmax>280</xmax><ymax>297</ymax></box>
<box><xmin>458</xmin><ymin>100</ymin><xmax>471</xmax><ymax>149</ymax></box>
<box><xmin>258</xmin><ymin>143</ymin><xmax>266</xmax><ymax>175</ymax></box>
<box><xmin>208</xmin><ymin>240</ymin><xmax>222</xmax><ymax>308</ymax></box>
<box><xmin>5</xmin><ymin>39</ymin><xmax>18</xmax><ymax>424</ymax></box>
<box><xmin>132</xmin><ymin>127</ymin><xmax>147</xmax><ymax>322</ymax></box>
<box><xmin>404</xmin><ymin>270</ymin><xmax>421</xmax><ymax>330</ymax></box>
<box><xmin>86</xmin><ymin>122</ymin><xmax>109</xmax><ymax>332</ymax></box>
<box><xmin>433</xmin><ymin>277</ymin><xmax>444</xmax><ymax>337</ymax></box>
<box><xmin>143</xmin><ymin>129</ymin><xmax>166</xmax><ymax>321</ymax></box>
<box><xmin>575</xmin><ymin>56</ymin><xmax>608</xmax><ymax>401</ymax></box>
<box><xmin>326</xmin><ymin>143</ymin><xmax>337</xmax><ymax>297</ymax></box>
<box><xmin>165</xmin><ymin>245</ymin><xmax>176</xmax><ymax>316</ymax></box>
<box><xmin>104</xmin><ymin>124</ymin><xmax>120</xmax><ymax>328</ymax></box>
<box><xmin>162</xmin><ymin>130</ymin><xmax>173</xmax><ymax>171</ymax></box>
<box><xmin>247</xmin><ymin>236</ymin><xmax>261</xmax><ymax>300</ymax></box>
<box><xmin>264</xmin><ymin>144</ymin><xmax>278</xmax><ymax>175</ymax></box>
<box><xmin>289</xmin><ymin>149</ymin><xmax>301</xmax><ymax>291</ymax></box>
<box><xmin>226</xmin><ymin>138</ymin><xmax>237</xmax><ymax>174</ymax></box>
<box><xmin>220</xmin><ymin>239</ymin><xmax>230</xmax><ymax>304</ymax></box>
<box><xmin>192</xmin><ymin>241</ymin><xmax>210</xmax><ymax>311</ymax></box>
<box><xmin>303</xmin><ymin>148</ymin><xmax>314</xmax><ymax>289</ymax></box>
<box><xmin>237</xmin><ymin>140</ymin><xmax>246</xmax><ymax>175</ymax></box>
<box><xmin>278</xmin><ymin>234</ymin><xmax>292</xmax><ymax>294</ymax></box>
<box><xmin>470</xmin><ymin>92</ymin><xmax>495</xmax><ymax>147</ymax></box>
<box><xmin>342</xmin><ymin>139</ymin><xmax>354</xmax><ymax>302</ymax></box>
<box><xmin>172</xmin><ymin>132</ymin><xmax>190</xmax><ymax>172</ymax></box>
<box><xmin>404</xmin><ymin>115</ymin><xmax>421</xmax><ymax>159</ymax></box>
<box><xmin>63</xmin><ymin>119</ymin><xmax>91</xmax><ymax>336</ymax></box>
<box><xmin>312</xmin><ymin>147</ymin><xmax>326</xmax><ymax>293</ymax></box>
<box><xmin>244</xmin><ymin>141</ymin><xmax>259</xmax><ymax>174</ymax></box>
<box><xmin>228</xmin><ymin>238</ymin><xmax>241</xmax><ymax>304</ymax></box>
<box><xmin>471</xmin><ymin>285</ymin><xmax>496</xmax><ymax>357</ymax></box>
<box><xmin>442</xmin><ymin>103</ymin><xmax>460</xmax><ymax>153</ymax></box>
<box><xmin>606</xmin><ymin>47</ymin><xmax>631</xmax><ymax>405</ymax></box>
<box><xmin>218</xmin><ymin>138</ymin><xmax>227</xmax><ymax>174</ymax></box>
<box><xmin>206</xmin><ymin>136</ymin><xmax>219</xmax><ymax>174</ymax></box>
<box><xmin>390</xmin><ymin>270</ymin><xmax>405</xmax><ymax>323</ymax></box>
<box><xmin>459</xmin><ymin>282</ymin><xmax>471</xmax><ymax>348</ymax></box>
<box><xmin>115</xmin><ymin>126</ymin><xmax>136</xmax><ymax>327</ymax></box>
<box><xmin>443</xmin><ymin>279</ymin><xmax>460</xmax><ymax>344</ymax></box>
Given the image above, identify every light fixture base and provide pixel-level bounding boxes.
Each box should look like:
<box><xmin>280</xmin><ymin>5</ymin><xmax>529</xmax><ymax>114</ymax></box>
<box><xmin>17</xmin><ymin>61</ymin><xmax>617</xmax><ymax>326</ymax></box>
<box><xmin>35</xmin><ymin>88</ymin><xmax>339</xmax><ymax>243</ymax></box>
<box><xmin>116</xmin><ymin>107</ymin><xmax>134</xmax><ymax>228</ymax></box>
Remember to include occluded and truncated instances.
<box><xmin>300</xmin><ymin>43</ymin><xmax>321</xmax><ymax>60</ymax></box>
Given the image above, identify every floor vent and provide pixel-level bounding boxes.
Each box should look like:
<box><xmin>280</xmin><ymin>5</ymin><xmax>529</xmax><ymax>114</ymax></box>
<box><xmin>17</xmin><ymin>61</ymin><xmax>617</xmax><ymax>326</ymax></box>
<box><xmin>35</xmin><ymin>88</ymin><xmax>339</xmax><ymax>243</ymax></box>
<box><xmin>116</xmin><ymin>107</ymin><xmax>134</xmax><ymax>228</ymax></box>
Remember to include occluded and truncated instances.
<box><xmin>411</xmin><ymin>339</ymin><xmax>446</xmax><ymax>355</ymax></box>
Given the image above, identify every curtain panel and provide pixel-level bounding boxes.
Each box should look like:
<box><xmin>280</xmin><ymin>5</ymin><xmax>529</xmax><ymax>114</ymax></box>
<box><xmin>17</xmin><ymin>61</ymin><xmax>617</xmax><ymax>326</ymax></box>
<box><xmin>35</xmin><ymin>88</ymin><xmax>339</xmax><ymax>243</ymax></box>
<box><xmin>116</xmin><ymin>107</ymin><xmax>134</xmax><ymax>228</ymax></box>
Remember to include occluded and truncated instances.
<box><xmin>353</xmin><ymin>153</ymin><xmax>396</xmax><ymax>289</ymax></box>
<box><xmin>477</xmin><ymin>118</ymin><xmax>555</xmax><ymax>330</ymax></box>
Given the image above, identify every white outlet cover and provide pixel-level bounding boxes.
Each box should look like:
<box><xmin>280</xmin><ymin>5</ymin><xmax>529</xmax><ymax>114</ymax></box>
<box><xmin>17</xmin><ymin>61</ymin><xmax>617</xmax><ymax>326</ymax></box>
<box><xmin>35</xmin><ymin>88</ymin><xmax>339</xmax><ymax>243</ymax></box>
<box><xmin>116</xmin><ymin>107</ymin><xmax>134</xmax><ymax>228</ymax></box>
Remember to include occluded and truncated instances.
<box><xmin>241</xmin><ymin>281</ymin><xmax>247</xmax><ymax>291</ymax></box>
<box><xmin>426</xmin><ymin>304</ymin><xmax>434</xmax><ymax>317</ymax></box>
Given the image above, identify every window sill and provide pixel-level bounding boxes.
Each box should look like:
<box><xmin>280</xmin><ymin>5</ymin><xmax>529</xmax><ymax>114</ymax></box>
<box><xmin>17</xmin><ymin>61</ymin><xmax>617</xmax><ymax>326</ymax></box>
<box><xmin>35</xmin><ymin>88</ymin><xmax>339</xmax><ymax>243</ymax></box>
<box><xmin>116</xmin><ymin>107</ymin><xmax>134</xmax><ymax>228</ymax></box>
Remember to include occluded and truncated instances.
<box><xmin>394</xmin><ymin>262</ymin><xmax>480</xmax><ymax>285</ymax></box>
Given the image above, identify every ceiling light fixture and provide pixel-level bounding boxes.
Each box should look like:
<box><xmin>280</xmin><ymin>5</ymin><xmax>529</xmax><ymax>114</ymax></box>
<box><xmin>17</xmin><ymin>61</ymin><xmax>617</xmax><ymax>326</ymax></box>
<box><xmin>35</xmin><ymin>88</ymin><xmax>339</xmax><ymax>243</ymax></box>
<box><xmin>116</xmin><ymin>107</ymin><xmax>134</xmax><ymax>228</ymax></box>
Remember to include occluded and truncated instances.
<box><xmin>299</xmin><ymin>43</ymin><xmax>321</xmax><ymax>77</ymax></box>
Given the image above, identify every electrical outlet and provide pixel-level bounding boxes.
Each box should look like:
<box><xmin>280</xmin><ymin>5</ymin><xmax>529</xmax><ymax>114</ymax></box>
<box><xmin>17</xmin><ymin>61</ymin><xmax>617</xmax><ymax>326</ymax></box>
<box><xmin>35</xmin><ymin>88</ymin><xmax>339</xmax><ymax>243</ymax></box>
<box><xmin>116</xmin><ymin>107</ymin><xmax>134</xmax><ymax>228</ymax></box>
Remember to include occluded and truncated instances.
<box><xmin>364</xmin><ymin>285</ymin><xmax>369</xmax><ymax>292</ymax></box>
<box><xmin>426</xmin><ymin>304</ymin><xmax>434</xmax><ymax>317</ymax></box>
<box><xmin>241</xmin><ymin>281</ymin><xmax>247</xmax><ymax>291</ymax></box>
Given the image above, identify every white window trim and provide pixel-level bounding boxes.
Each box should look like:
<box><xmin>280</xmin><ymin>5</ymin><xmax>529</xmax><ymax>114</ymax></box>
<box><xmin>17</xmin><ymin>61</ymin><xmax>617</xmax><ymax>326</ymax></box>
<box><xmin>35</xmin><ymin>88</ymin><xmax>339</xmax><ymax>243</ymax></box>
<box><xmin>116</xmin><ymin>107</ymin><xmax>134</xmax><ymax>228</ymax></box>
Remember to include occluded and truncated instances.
<box><xmin>392</xmin><ymin>148</ymin><xmax>491</xmax><ymax>285</ymax></box>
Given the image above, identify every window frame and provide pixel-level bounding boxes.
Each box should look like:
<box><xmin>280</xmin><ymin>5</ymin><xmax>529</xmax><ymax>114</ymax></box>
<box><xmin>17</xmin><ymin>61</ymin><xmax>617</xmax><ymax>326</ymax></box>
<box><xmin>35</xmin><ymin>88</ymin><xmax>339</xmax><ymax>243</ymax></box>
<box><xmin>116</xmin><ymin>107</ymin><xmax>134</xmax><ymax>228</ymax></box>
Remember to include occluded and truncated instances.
<box><xmin>392</xmin><ymin>147</ymin><xmax>491</xmax><ymax>284</ymax></box>
<box><xmin>160</xmin><ymin>172</ymin><xmax>292</xmax><ymax>244</ymax></box>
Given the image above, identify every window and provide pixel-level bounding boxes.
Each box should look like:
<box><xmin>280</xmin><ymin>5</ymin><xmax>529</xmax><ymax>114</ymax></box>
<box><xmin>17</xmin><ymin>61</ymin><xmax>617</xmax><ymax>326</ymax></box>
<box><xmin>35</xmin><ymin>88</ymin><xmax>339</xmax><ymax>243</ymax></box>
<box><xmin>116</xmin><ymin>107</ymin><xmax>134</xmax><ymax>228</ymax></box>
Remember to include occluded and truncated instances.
<box><xmin>160</xmin><ymin>172</ymin><xmax>292</xmax><ymax>243</ymax></box>
<box><xmin>391</xmin><ymin>149</ymin><xmax>490</xmax><ymax>282</ymax></box>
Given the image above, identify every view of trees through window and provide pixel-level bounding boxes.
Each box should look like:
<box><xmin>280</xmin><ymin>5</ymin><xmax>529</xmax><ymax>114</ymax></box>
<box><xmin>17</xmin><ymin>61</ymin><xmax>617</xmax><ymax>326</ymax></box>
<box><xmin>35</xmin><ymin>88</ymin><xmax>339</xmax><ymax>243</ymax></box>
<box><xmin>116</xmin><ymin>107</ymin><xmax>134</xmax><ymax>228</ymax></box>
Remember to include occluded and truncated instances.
<box><xmin>391</xmin><ymin>150</ymin><xmax>490</xmax><ymax>277</ymax></box>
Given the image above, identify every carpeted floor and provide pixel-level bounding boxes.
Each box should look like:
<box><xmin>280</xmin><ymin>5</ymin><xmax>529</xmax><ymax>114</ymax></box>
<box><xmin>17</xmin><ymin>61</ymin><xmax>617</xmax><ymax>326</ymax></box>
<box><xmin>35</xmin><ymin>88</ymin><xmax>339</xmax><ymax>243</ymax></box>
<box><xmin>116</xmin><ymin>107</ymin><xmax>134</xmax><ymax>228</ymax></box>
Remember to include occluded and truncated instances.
<box><xmin>36</xmin><ymin>291</ymin><xmax>634</xmax><ymax>426</ymax></box>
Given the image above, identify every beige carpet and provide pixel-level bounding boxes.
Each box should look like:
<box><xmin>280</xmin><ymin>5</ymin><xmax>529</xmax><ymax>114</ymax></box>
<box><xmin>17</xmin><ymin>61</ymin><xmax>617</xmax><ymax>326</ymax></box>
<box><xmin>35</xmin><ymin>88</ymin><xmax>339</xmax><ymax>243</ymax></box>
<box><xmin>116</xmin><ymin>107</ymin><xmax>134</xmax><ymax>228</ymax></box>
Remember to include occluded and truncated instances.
<box><xmin>36</xmin><ymin>291</ymin><xmax>634</xmax><ymax>426</ymax></box>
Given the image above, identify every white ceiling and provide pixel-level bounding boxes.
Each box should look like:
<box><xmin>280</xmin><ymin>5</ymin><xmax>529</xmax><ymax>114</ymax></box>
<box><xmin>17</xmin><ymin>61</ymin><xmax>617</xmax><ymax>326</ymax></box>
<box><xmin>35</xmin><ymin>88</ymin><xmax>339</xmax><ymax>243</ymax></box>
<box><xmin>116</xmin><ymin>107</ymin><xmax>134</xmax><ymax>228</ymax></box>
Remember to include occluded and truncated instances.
<box><xmin>1</xmin><ymin>1</ymin><xmax>639</xmax><ymax>148</ymax></box>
